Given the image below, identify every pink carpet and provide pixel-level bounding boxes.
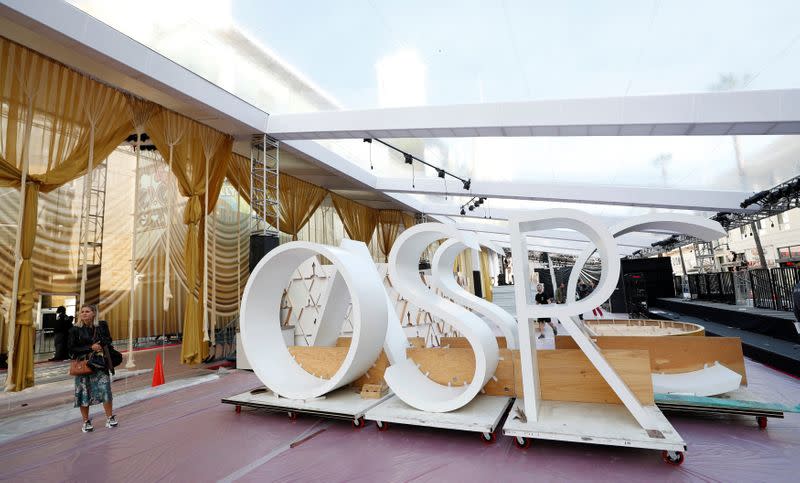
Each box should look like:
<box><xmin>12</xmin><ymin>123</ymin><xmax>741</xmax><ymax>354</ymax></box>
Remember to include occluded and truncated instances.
<box><xmin>1</xmin><ymin>359</ymin><xmax>798</xmax><ymax>482</ymax></box>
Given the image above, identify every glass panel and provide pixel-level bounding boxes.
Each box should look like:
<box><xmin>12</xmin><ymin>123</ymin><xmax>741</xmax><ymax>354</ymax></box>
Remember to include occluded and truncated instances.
<box><xmin>70</xmin><ymin>1</ymin><xmax>800</xmax><ymax>113</ymax></box>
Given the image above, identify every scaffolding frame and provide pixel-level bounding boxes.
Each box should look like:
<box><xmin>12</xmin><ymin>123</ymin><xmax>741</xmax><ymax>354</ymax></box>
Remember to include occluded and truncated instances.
<box><xmin>250</xmin><ymin>134</ymin><xmax>280</xmax><ymax>237</ymax></box>
<box><xmin>77</xmin><ymin>159</ymin><xmax>108</xmax><ymax>304</ymax></box>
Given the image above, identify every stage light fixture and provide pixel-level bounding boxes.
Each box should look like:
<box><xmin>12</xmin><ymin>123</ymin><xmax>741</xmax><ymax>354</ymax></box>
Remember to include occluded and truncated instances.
<box><xmin>437</xmin><ymin>169</ymin><xmax>445</xmax><ymax>178</ymax></box>
<box><xmin>468</xmin><ymin>204</ymin><xmax>475</xmax><ymax>211</ymax></box>
<box><xmin>463</xmin><ymin>179</ymin><xmax>471</xmax><ymax>190</ymax></box>
<box><xmin>404</xmin><ymin>154</ymin><xmax>413</xmax><ymax>164</ymax></box>
<box><xmin>460</xmin><ymin>208</ymin><xmax>466</xmax><ymax>215</ymax></box>
<box><xmin>363</xmin><ymin>138</ymin><xmax>372</xmax><ymax>143</ymax></box>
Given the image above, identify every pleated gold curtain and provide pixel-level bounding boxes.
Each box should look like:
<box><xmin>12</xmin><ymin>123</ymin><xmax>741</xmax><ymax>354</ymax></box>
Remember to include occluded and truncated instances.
<box><xmin>147</xmin><ymin>110</ymin><xmax>232</xmax><ymax>364</ymax></box>
<box><xmin>480</xmin><ymin>248</ymin><xmax>493</xmax><ymax>302</ymax></box>
<box><xmin>376</xmin><ymin>210</ymin><xmax>405</xmax><ymax>262</ymax></box>
<box><xmin>330</xmin><ymin>193</ymin><xmax>378</xmax><ymax>244</ymax></box>
<box><xmin>453</xmin><ymin>249</ymin><xmax>476</xmax><ymax>295</ymax></box>
<box><xmin>0</xmin><ymin>37</ymin><xmax>131</xmax><ymax>390</ymax></box>
<box><xmin>226</xmin><ymin>152</ymin><xmax>251</xmax><ymax>205</ymax></box>
<box><xmin>271</xmin><ymin>174</ymin><xmax>328</xmax><ymax>240</ymax></box>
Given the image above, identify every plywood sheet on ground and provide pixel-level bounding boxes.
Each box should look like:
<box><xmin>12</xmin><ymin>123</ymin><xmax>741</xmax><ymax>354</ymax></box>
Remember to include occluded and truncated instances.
<box><xmin>555</xmin><ymin>335</ymin><xmax>746</xmax><ymax>384</ymax></box>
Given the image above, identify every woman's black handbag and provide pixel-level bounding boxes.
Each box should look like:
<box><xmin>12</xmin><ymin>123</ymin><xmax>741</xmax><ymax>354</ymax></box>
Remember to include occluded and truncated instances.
<box><xmin>87</xmin><ymin>351</ymin><xmax>107</xmax><ymax>372</ymax></box>
<box><xmin>108</xmin><ymin>346</ymin><xmax>123</xmax><ymax>367</ymax></box>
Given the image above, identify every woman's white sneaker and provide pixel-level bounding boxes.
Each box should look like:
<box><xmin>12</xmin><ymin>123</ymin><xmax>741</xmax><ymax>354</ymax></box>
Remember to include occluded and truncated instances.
<box><xmin>81</xmin><ymin>420</ymin><xmax>93</xmax><ymax>433</ymax></box>
<box><xmin>105</xmin><ymin>415</ymin><xmax>118</xmax><ymax>428</ymax></box>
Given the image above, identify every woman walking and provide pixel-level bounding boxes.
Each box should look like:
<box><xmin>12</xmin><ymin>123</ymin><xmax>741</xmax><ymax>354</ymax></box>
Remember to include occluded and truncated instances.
<box><xmin>68</xmin><ymin>304</ymin><xmax>118</xmax><ymax>432</ymax></box>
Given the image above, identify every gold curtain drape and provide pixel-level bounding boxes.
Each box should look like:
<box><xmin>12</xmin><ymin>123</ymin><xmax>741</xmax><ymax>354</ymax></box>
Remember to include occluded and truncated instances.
<box><xmin>330</xmin><ymin>193</ymin><xmax>378</xmax><ymax>244</ymax></box>
<box><xmin>226</xmin><ymin>152</ymin><xmax>251</xmax><ymax>205</ymax></box>
<box><xmin>453</xmin><ymin>249</ymin><xmax>476</xmax><ymax>295</ymax></box>
<box><xmin>147</xmin><ymin>110</ymin><xmax>232</xmax><ymax>364</ymax></box>
<box><xmin>480</xmin><ymin>249</ymin><xmax>493</xmax><ymax>302</ymax></box>
<box><xmin>377</xmin><ymin>210</ymin><xmax>404</xmax><ymax>262</ymax></box>
<box><xmin>272</xmin><ymin>175</ymin><xmax>328</xmax><ymax>240</ymax></box>
<box><xmin>401</xmin><ymin>212</ymin><xmax>416</xmax><ymax>230</ymax></box>
<box><xmin>0</xmin><ymin>37</ymin><xmax>131</xmax><ymax>390</ymax></box>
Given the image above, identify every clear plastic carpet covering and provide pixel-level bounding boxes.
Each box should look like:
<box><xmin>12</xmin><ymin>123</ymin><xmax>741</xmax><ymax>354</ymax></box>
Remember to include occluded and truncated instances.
<box><xmin>1</xmin><ymin>360</ymin><xmax>798</xmax><ymax>482</ymax></box>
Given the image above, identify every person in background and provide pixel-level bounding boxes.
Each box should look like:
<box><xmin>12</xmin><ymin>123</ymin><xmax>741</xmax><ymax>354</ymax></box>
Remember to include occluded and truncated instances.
<box><xmin>535</xmin><ymin>284</ymin><xmax>558</xmax><ymax>339</ymax></box>
<box><xmin>589</xmin><ymin>281</ymin><xmax>604</xmax><ymax>318</ymax></box>
<box><xmin>576</xmin><ymin>280</ymin><xmax>591</xmax><ymax>320</ymax></box>
<box><xmin>50</xmin><ymin>306</ymin><xmax>72</xmax><ymax>361</ymax></box>
<box><xmin>68</xmin><ymin>304</ymin><xmax>118</xmax><ymax>433</ymax></box>
<box><xmin>556</xmin><ymin>282</ymin><xmax>567</xmax><ymax>304</ymax></box>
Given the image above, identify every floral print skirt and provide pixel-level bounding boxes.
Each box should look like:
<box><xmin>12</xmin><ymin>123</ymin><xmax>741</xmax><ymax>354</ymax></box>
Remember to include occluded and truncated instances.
<box><xmin>74</xmin><ymin>370</ymin><xmax>112</xmax><ymax>407</ymax></box>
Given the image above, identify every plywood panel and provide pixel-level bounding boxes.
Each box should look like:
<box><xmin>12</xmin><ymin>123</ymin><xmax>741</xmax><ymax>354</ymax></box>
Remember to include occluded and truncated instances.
<box><xmin>555</xmin><ymin>335</ymin><xmax>746</xmax><ymax>384</ymax></box>
<box><xmin>287</xmin><ymin>346</ymin><xmax>347</xmax><ymax>379</ymax></box>
<box><xmin>440</xmin><ymin>336</ymin><xmax>508</xmax><ymax>349</ymax></box>
<box><xmin>406</xmin><ymin>348</ymin><xmax>516</xmax><ymax>396</ymax></box>
<box><xmin>336</xmin><ymin>336</ymin><xmax>425</xmax><ymax>348</ymax></box>
<box><xmin>407</xmin><ymin>347</ymin><xmax>651</xmax><ymax>403</ymax></box>
<box><xmin>522</xmin><ymin>349</ymin><xmax>654</xmax><ymax>405</ymax></box>
<box><xmin>288</xmin><ymin>345</ymin><xmax>390</xmax><ymax>386</ymax></box>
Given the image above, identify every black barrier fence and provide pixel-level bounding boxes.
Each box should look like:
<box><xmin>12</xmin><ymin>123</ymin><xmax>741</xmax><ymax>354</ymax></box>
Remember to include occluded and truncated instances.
<box><xmin>681</xmin><ymin>267</ymin><xmax>800</xmax><ymax>312</ymax></box>
<box><xmin>771</xmin><ymin>267</ymin><xmax>800</xmax><ymax>312</ymax></box>
<box><xmin>686</xmin><ymin>272</ymin><xmax>736</xmax><ymax>305</ymax></box>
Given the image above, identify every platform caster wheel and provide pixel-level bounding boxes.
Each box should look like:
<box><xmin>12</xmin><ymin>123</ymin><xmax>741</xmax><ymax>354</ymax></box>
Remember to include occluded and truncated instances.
<box><xmin>235</xmin><ymin>405</ymin><xmax>241</xmax><ymax>414</ymax></box>
<box><xmin>757</xmin><ymin>416</ymin><xmax>768</xmax><ymax>429</ymax></box>
<box><xmin>481</xmin><ymin>432</ymin><xmax>496</xmax><ymax>444</ymax></box>
<box><xmin>662</xmin><ymin>451</ymin><xmax>685</xmax><ymax>466</ymax></box>
<box><xmin>376</xmin><ymin>420</ymin><xmax>389</xmax><ymax>432</ymax></box>
<box><xmin>513</xmin><ymin>436</ymin><xmax>531</xmax><ymax>449</ymax></box>
<box><xmin>287</xmin><ymin>411</ymin><xmax>298</xmax><ymax>421</ymax></box>
<box><xmin>352</xmin><ymin>416</ymin><xmax>365</xmax><ymax>428</ymax></box>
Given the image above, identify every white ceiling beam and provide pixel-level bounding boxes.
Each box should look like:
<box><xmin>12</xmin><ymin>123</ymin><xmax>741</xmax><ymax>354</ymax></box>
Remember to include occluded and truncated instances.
<box><xmin>267</xmin><ymin>89</ymin><xmax>800</xmax><ymax>140</ymax></box>
<box><xmin>435</xmin><ymin>218</ymin><xmax>656</xmax><ymax>249</ymax></box>
<box><xmin>376</xmin><ymin>177</ymin><xmax>754</xmax><ymax>212</ymax></box>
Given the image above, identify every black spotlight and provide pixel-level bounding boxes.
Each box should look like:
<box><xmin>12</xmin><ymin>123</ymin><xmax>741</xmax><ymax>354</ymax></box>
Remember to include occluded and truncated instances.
<box><xmin>468</xmin><ymin>204</ymin><xmax>475</xmax><ymax>211</ymax></box>
<box><xmin>363</xmin><ymin>138</ymin><xmax>372</xmax><ymax>143</ymax></box>
<box><xmin>463</xmin><ymin>179</ymin><xmax>471</xmax><ymax>190</ymax></box>
<box><xmin>437</xmin><ymin>169</ymin><xmax>445</xmax><ymax>178</ymax></box>
<box><xmin>404</xmin><ymin>154</ymin><xmax>413</xmax><ymax>165</ymax></box>
<box><xmin>460</xmin><ymin>208</ymin><xmax>466</xmax><ymax>215</ymax></box>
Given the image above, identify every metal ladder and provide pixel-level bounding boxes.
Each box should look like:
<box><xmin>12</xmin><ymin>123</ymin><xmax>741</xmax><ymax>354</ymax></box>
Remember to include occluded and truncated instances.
<box><xmin>77</xmin><ymin>159</ymin><xmax>108</xmax><ymax>305</ymax></box>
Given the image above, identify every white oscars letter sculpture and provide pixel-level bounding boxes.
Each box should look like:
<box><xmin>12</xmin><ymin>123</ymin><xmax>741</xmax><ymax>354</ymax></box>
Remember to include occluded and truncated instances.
<box><xmin>241</xmin><ymin>239</ymin><xmax>388</xmax><ymax>400</ymax></box>
<box><xmin>566</xmin><ymin>214</ymin><xmax>727</xmax><ymax>305</ymax></box>
<box><xmin>384</xmin><ymin>223</ymin><xmax>500</xmax><ymax>412</ymax></box>
<box><xmin>431</xmin><ymin>238</ymin><xmax>518</xmax><ymax>349</ymax></box>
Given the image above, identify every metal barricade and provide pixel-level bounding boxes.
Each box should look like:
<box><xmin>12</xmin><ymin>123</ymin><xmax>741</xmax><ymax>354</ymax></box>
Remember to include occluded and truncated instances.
<box><xmin>771</xmin><ymin>267</ymin><xmax>799</xmax><ymax>312</ymax></box>
<box><xmin>34</xmin><ymin>329</ymin><xmax>55</xmax><ymax>356</ymax></box>
<box><xmin>749</xmin><ymin>269</ymin><xmax>775</xmax><ymax>310</ymax></box>
<box><xmin>718</xmin><ymin>271</ymin><xmax>736</xmax><ymax>304</ymax></box>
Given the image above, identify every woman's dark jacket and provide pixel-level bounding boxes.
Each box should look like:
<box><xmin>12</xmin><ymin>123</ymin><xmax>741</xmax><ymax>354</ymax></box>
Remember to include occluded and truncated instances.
<box><xmin>68</xmin><ymin>321</ymin><xmax>112</xmax><ymax>360</ymax></box>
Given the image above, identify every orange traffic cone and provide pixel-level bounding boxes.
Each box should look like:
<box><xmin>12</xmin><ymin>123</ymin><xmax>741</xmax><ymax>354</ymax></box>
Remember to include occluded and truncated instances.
<box><xmin>152</xmin><ymin>353</ymin><xmax>165</xmax><ymax>387</ymax></box>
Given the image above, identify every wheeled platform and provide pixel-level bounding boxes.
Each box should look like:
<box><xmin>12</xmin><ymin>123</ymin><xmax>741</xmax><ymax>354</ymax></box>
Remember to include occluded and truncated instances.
<box><xmin>365</xmin><ymin>395</ymin><xmax>513</xmax><ymax>442</ymax></box>
<box><xmin>222</xmin><ymin>386</ymin><xmax>392</xmax><ymax>427</ymax></box>
<box><xmin>655</xmin><ymin>387</ymin><xmax>800</xmax><ymax>430</ymax></box>
<box><xmin>503</xmin><ymin>399</ymin><xmax>686</xmax><ymax>462</ymax></box>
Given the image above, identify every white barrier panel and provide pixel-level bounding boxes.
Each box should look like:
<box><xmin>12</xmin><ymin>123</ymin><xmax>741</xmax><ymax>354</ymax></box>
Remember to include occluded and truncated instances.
<box><xmin>431</xmin><ymin>238</ymin><xmax>519</xmax><ymax>349</ymax></box>
<box><xmin>384</xmin><ymin>223</ymin><xmax>500</xmax><ymax>413</ymax></box>
<box><xmin>241</xmin><ymin>239</ymin><xmax>388</xmax><ymax>400</ymax></box>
